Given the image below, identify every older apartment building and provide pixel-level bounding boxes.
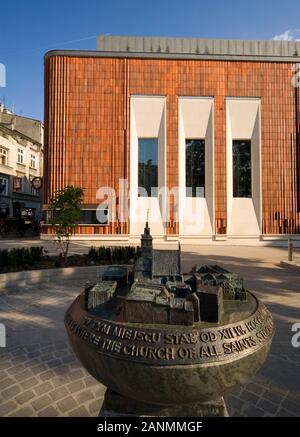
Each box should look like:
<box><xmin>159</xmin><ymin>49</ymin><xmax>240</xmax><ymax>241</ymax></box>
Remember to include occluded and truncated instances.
<box><xmin>0</xmin><ymin>105</ymin><xmax>43</xmax><ymax>220</ymax></box>
<box><xmin>42</xmin><ymin>35</ymin><xmax>300</xmax><ymax>244</ymax></box>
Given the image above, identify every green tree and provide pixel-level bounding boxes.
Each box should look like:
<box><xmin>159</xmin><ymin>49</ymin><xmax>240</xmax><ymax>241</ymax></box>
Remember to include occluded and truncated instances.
<box><xmin>49</xmin><ymin>186</ymin><xmax>84</xmax><ymax>263</ymax></box>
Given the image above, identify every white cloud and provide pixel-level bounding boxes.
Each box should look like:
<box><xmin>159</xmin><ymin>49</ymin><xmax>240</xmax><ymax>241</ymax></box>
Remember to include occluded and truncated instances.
<box><xmin>273</xmin><ymin>29</ymin><xmax>300</xmax><ymax>41</ymax></box>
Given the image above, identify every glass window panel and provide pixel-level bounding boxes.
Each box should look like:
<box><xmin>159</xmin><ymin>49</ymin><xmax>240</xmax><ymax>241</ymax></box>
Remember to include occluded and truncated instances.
<box><xmin>233</xmin><ymin>140</ymin><xmax>252</xmax><ymax>198</ymax></box>
<box><xmin>17</xmin><ymin>148</ymin><xmax>24</xmax><ymax>164</ymax></box>
<box><xmin>0</xmin><ymin>177</ymin><xmax>8</xmax><ymax>195</ymax></box>
<box><xmin>0</xmin><ymin>148</ymin><xmax>7</xmax><ymax>165</ymax></box>
<box><xmin>78</xmin><ymin>209</ymin><xmax>108</xmax><ymax>225</ymax></box>
<box><xmin>185</xmin><ymin>139</ymin><xmax>205</xmax><ymax>198</ymax></box>
<box><xmin>138</xmin><ymin>138</ymin><xmax>158</xmax><ymax>197</ymax></box>
<box><xmin>30</xmin><ymin>154</ymin><xmax>36</xmax><ymax>168</ymax></box>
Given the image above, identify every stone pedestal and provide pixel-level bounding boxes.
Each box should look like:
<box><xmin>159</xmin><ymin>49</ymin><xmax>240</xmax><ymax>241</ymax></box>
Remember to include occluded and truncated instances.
<box><xmin>65</xmin><ymin>286</ymin><xmax>274</xmax><ymax>420</ymax></box>
<box><xmin>99</xmin><ymin>389</ymin><xmax>229</xmax><ymax>417</ymax></box>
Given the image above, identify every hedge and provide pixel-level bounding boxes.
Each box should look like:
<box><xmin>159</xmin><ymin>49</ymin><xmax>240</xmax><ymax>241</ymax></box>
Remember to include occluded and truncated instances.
<box><xmin>0</xmin><ymin>247</ymin><xmax>43</xmax><ymax>271</ymax></box>
<box><xmin>88</xmin><ymin>246</ymin><xmax>141</xmax><ymax>264</ymax></box>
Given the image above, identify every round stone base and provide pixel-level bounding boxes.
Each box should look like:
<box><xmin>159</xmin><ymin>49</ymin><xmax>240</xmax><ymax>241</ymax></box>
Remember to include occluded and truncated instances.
<box><xmin>99</xmin><ymin>389</ymin><xmax>229</xmax><ymax>417</ymax></box>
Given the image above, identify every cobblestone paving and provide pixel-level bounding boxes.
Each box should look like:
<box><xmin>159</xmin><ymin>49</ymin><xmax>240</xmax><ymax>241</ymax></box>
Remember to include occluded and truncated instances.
<box><xmin>226</xmin><ymin>361</ymin><xmax>300</xmax><ymax>417</ymax></box>
<box><xmin>0</xmin><ymin>342</ymin><xmax>105</xmax><ymax>417</ymax></box>
<box><xmin>0</xmin><ymin>246</ymin><xmax>300</xmax><ymax>417</ymax></box>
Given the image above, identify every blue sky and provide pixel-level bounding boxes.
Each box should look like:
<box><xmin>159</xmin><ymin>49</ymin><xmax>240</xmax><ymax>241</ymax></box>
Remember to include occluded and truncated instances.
<box><xmin>1</xmin><ymin>0</ymin><xmax>300</xmax><ymax>121</ymax></box>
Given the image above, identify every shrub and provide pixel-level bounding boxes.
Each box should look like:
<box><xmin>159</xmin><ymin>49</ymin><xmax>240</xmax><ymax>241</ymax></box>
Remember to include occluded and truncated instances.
<box><xmin>0</xmin><ymin>246</ymin><xmax>44</xmax><ymax>271</ymax></box>
<box><xmin>14</xmin><ymin>248</ymin><xmax>33</xmax><ymax>268</ymax></box>
<box><xmin>136</xmin><ymin>246</ymin><xmax>142</xmax><ymax>259</ymax></box>
<box><xmin>87</xmin><ymin>246</ymin><xmax>141</xmax><ymax>264</ymax></box>
<box><xmin>30</xmin><ymin>246</ymin><xmax>43</xmax><ymax>263</ymax></box>
<box><xmin>129</xmin><ymin>246</ymin><xmax>136</xmax><ymax>260</ymax></box>
<box><xmin>105</xmin><ymin>247</ymin><xmax>111</xmax><ymax>261</ymax></box>
<box><xmin>0</xmin><ymin>249</ymin><xmax>9</xmax><ymax>267</ymax></box>
<box><xmin>111</xmin><ymin>247</ymin><xmax>122</xmax><ymax>262</ymax></box>
<box><xmin>7</xmin><ymin>248</ymin><xmax>18</xmax><ymax>269</ymax></box>
<box><xmin>88</xmin><ymin>247</ymin><xmax>98</xmax><ymax>262</ymax></box>
<box><xmin>97</xmin><ymin>247</ymin><xmax>106</xmax><ymax>261</ymax></box>
<box><xmin>23</xmin><ymin>248</ymin><xmax>34</xmax><ymax>267</ymax></box>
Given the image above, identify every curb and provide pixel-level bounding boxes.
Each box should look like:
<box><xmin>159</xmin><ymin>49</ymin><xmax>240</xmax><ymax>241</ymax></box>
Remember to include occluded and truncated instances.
<box><xmin>280</xmin><ymin>261</ymin><xmax>300</xmax><ymax>272</ymax></box>
<box><xmin>0</xmin><ymin>265</ymin><xmax>109</xmax><ymax>291</ymax></box>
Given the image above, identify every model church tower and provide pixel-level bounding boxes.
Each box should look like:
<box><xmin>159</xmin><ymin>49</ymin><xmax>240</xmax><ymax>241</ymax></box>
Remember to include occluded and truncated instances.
<box><xmin>141</xmin><ymin>211</ymin><xmax>153</xmax><ymax>258</ymax></box>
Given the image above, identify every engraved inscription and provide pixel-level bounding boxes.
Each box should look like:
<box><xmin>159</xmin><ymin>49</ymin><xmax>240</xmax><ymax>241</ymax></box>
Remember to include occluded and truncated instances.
<box><xmin>65</xmin><ymin>302</ymin><xmax>274</xmax><ymax>366</ymax></box>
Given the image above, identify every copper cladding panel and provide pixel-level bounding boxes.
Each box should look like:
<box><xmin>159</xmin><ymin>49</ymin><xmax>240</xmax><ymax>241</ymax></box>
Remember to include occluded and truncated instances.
<box><xmin>44</xmin><ymin>56</ymin><xmax>300</xmax><ymax>235</ymax></box>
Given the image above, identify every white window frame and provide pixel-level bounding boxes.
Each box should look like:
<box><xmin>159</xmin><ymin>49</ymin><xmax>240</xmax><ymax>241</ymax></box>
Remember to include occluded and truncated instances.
<box><xmin>17</xmin><ymin>148</ymin><xmax>24</xmax><ymax>164</ymax></box>
<box><xmin>0</xmin><ymin>147</ymin><xmax>8</xmax><ymax>166</ymax></box>
<box><xmin>30</xmin><ymin>154</ymin><xmax>36</xmax><ymax>169</ymax></box>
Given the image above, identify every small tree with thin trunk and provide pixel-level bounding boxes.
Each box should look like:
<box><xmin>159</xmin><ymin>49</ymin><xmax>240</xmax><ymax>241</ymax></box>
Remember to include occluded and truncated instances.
<box><xmin>49</xmin><ymin>186</ymin><xmax>84</xmax><ymax>263</ymax></box>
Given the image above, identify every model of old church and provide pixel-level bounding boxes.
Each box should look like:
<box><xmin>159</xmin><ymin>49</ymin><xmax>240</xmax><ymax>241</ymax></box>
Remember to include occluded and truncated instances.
<box><xmin>84</xmin><ymin>221</ymin><xmax>247</xmax><ymax>326</ymax></box>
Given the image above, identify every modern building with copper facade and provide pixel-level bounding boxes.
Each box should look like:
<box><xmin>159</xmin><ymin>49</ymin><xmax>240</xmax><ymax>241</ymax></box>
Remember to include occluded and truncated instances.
<box><xmin>43</xmin><ymin>35</ymin><xmax>300</xmax><ymax>244</ymax></box>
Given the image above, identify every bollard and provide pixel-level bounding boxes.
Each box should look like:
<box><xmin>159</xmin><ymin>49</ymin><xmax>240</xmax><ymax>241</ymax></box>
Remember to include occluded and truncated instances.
<box><xmin>288</xmin><ymin>238</ymin><xmax>293</xmax><ymax>262</ymax></box>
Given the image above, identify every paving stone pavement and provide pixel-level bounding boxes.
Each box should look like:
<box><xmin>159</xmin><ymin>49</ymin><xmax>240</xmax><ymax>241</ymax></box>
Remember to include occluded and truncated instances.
<box><xmin>0</xmin><ymin>246</ymin><xmax>300</xmax><ymax>417</ymax></box>
<box><xmin>0</xmin><ymin>341</ymin><xmax>105</xmax><ymax>417</ymax></box>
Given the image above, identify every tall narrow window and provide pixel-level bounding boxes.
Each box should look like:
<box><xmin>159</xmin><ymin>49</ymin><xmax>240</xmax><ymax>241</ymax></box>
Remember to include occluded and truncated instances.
<box><xmin>30</xmin><ymin>154</ymin><xmax>36</xmax><ymax>168</ymax></box>
<box><xmin>185</xmin><ymin>139</ymin><xmax>205</xmax><ymax>197</ymax></box>
<box><xmin>233</xmin><ymin>140</ymin><xmax>252</xmax><ymax>198</ymax></box>
<box><xmin>0</xmin><ymin>177</ymin><xmax>8</xmax><ymax>195</ymax></box>
<box><xmin>0</xmin><ymin>148</ymin><xmax>7</xmax><ymax>166</ymax></box>
<box><xmin>17</xmin><ymin>148</ymin><xmax>24</xmax><ymax>164</ymax></box>
<box><xmin>138</xmin><ymin>138</ymin><xmax>158</xmax><ymax>197</ymax></box>
<box><xmin>13</xmin><ymin>177</ymin><xmax>23</xmax><ymax>193</ymax></box>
